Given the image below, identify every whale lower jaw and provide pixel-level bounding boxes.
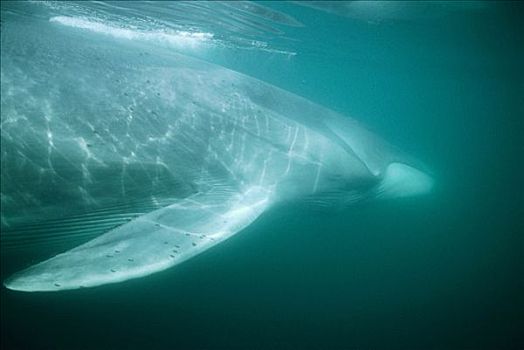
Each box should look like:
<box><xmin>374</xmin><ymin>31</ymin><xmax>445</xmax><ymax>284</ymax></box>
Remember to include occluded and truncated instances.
<box><xmin>376</xmin><ymin>162</ymin><xmax>434</xmax><ymax>199</ymax></box>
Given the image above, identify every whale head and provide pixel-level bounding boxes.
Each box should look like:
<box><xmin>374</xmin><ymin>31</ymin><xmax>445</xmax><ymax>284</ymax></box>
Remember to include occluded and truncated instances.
<box><xmin>322</xmin><ymin>115</ymin><xmax>434</xmax><ymax>201</ymax></box>
<box><xmin>375</xmin><ymin>162</ymin><xmax>434</xmax><ymax>199</ymax></box>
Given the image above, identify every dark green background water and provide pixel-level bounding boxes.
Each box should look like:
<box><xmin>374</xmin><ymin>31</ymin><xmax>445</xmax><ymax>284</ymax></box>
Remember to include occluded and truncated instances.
<box><xmin>1</xmin><ymin>2</ymin><xmax>523</xmax><ymax>349</ymax></box>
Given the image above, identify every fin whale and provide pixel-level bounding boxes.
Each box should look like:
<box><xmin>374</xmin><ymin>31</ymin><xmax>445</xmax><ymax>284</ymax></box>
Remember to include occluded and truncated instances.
<box><xmin>1</xmin><ymin>7</ymin><xmax>433</xmax><ymax>292</ymax></box>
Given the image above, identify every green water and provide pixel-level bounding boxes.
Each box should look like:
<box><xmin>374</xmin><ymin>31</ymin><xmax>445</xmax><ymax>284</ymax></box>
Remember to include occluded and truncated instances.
<box><xmin>1</xmin><ymin>1</ymin><xmax>523</xmax><ymax>349</ymax></box>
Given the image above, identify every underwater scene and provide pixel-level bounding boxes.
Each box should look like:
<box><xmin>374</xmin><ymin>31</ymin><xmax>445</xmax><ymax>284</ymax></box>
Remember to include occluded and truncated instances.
<box><xmin>1</xmin><ymin>1</ymin><xmax>522</xmax><ymax>349</ymax></box>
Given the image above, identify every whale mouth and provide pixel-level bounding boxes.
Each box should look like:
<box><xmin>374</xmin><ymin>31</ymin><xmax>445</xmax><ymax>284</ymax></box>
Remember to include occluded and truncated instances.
<box><xmin>376</xmin><ymin>162</ymin><xmax>434</xmax><ymax>199</ymax></box>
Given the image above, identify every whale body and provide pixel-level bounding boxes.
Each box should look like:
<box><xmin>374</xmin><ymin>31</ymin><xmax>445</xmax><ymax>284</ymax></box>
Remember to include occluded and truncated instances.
<box><xmin>1</xmin><ymin>5</ymin><xmax>433</xmax><ymax>292</ymax></box>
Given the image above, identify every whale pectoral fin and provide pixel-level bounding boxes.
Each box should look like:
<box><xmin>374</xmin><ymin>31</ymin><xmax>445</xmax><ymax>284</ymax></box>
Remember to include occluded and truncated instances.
<box><xmin>4</xmin><ymin>186</ymin><xmax>271</xmax><ymax>292</ymax></box>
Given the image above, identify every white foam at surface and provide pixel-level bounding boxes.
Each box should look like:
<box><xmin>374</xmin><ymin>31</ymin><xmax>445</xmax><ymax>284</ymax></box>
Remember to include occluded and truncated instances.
<box><xmin>50</xmin><ymin>16</ymin><xmax>213</xmax><ymax>49</ymax></box>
